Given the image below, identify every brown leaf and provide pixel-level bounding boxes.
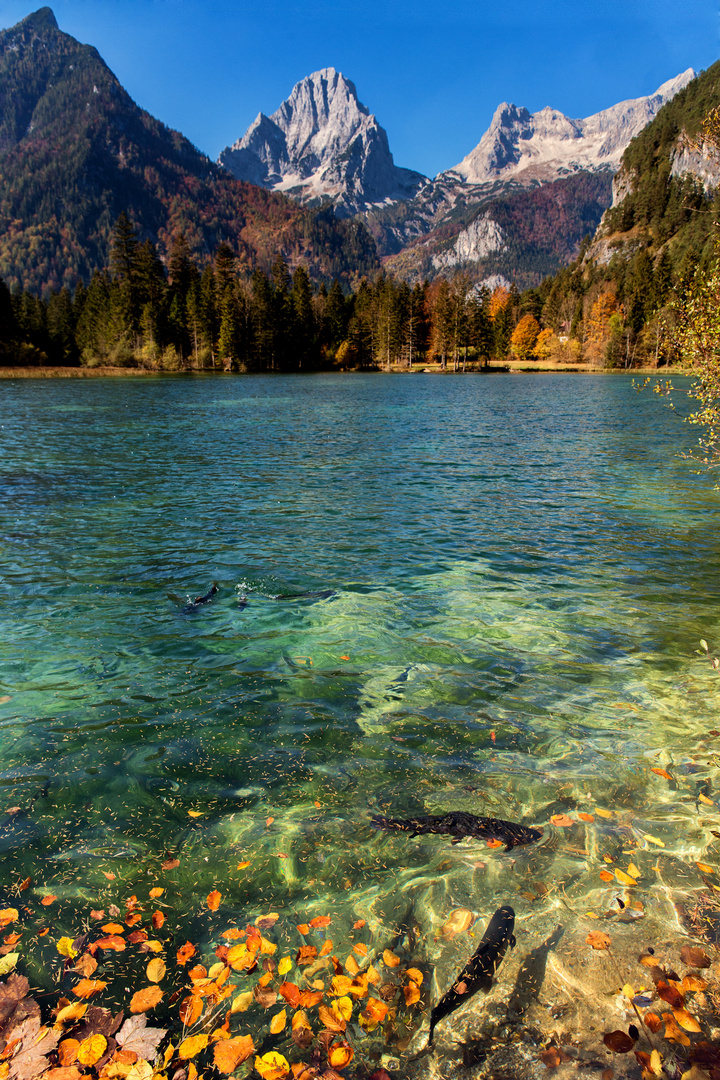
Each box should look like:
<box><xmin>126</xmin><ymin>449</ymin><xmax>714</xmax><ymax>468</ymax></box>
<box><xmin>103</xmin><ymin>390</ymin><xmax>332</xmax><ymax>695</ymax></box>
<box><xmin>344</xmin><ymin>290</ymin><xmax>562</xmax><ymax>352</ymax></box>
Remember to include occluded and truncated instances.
<box><xmin>603</xmin><ymin>1031</ymin><xmax>635</xmax><ymax>1053</ymax></box>
<box><xmin>644</xmin><ymin>1012</ymin><xmax>662</xmax><ymax>1033</ymax></box>
<box><xmin>680</xmin><ymin>945</ymin><xmax>711</xmax><ymax>968</ymax></box>
<box><xmin>161</xmin><ymin>858</ymin><xmax>180</xmax><ymax>870</ymax></box>
<box><xmin>253</xmin><ymin>983</ymin><xmax>278</xmax><ymax>1009</ymax></box>
<box><xmin>539</xmin><ymin>1046</ymin><xmax>570</xmax><ymax>1067</ymax></box>
<box><xmin>129</xmin><ymin>986</ymin><xmax>163</xmax><ymax>1014</ymax></box>
<box><xmin>73</xmin><ymin>953</ymin><xmax>98</xmax><ymax>979</ymax></box>
<box><xmin>115</xmin><ymin>1014</ymin><xmax>168</xmax><ymax>1059</ymax></box>
<box><xmin>296</xmin><ymin>946</ymin><xmax>318</xmax><ymax>965</ymax></box>
<box><xmin>5</xmin><ymin>1016</ymin><xmax>59</xmax><ymax>1080</ymax></box>
<box><xmin>657</xmin><ymin>981</ymin><xmax>684</xmax><ymax>1009</ymax></box>
<box><xmin>213</xmin><ymin>1034</ymin><xmax>255</xmax><ymax>1074</ymax></box>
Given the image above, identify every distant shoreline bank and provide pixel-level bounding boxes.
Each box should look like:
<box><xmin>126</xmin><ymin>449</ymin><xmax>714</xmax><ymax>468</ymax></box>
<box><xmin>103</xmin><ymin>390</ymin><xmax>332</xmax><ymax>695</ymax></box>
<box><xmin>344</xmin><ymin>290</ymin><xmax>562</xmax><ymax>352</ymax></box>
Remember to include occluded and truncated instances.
<box><xmin>0</xmin><ymin>363</ymin><xmax>670</xmax><ymax>379</ymax></box>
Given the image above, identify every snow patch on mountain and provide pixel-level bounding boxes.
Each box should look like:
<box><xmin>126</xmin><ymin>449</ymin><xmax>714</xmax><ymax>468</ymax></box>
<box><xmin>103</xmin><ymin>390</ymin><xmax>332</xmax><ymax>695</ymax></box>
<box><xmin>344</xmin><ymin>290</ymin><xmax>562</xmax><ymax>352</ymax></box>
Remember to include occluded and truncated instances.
<box><xmin>218</xmin><ymin>68</ymin><xmax>427</xmax><ymax>215</ymax></box>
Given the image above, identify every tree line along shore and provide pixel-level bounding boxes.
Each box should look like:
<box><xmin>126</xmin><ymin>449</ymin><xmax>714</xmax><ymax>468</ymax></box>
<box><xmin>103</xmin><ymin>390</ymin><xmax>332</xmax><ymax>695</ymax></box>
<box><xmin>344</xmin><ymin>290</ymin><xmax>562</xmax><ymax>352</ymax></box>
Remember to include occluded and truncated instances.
<box><xmin>0</xmin><ymin>211</ymin><xmax>702</xmax><ymax>375</ymax></box>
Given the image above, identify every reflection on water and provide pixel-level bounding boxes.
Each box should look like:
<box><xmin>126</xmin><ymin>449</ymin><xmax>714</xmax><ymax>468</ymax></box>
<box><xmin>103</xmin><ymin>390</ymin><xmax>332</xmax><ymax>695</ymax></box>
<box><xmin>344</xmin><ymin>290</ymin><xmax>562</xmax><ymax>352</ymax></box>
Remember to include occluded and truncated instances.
<box><xmin>1</xmin><ymin>373</ymin><xmax>719</xmax><ymax>1067</ymax></box>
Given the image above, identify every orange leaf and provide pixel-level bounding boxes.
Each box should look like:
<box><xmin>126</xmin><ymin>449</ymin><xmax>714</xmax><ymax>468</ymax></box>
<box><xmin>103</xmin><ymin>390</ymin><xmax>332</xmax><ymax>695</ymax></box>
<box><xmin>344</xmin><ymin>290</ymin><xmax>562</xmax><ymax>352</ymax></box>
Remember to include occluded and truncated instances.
<box><xmin>125</xmin><ymin>912</ymin><xmax>142</xmax><ymax>927</ymax></box>
<box><xmin>699</xmin><ymin>793</ymin><xmax>715</xmax><ymax>806</ymax></box>
<box><xmin>614</xmin><ymin>869</ymin><xmax>638</xmax><ymax>886</ymax></box>
<box><xmin>297</xmin><ymin>990</ymin><xmax>323</xmax><ymax>1008</ymax></box>
<box><xmin>404</xmin><ymin>983</ymin><xmax>420</xmax><ymax>1005</ymax></box>
<box><xmin>102</xmin><ymin>871</ymin><xmax>116</xmax><ymax>881</ymax></box>
<box><xmin>353</xmin><ymin>943</ymin><xmax>368</xmax><ymax>957</ymax></box>
<box><xmin>207</xmin><ymin>890</ymin><xmax>222</xmax><ymax>912</ymax></box>
<box><xmin>309</xmin><ymin>916</ymin><xmax>331</xmax><ymax>929</ymax></box>
<box><xmin>94</xmin><ymin>935</ymin><xmax>126</xmax><ymax>952</ymax></box>
<box><xmin>269</xmin><ymin>1009</ymin><xmax>287</xmax><ymax>1034</ymax></box>
<box><xmin>586</xmin><ymin>931</ymin><xmax>611</xmax><ymax>950</ymax></box>
<box><xmin>296</xmin><ymin>924</ymin><xmax>310</xmax><ymax>935</ymax></box>
<box><xmin>149</xmin><ymin>887</ymin><xmax>164</xmax><ymax>898</ymax></box>
<box><xmin>161</xmin><ymin>858</ymin><xmax>180</xmax><ymax>870</ymax></box>
<box><xmin>578</xmin><ymin>812</ymin><xmax>595</xmax><ymax>822</ymax></box>
<box><xmin>100</xmin><ymin>923</ymin><xmax>125</xmax><ymax>935</ymax></box>
<box><xmin>550</xmin><ymin>814</ymin><xmax>574</xmax><ymax>827</ymax></box>
<box><xmin>213</xmin><ymin>1035</ymin><xmax>255</xmax><ymax>1074</ymax></box>
<box><xmin>296</xmin><ymin>946</ymin><xmax>318</xmax><ymax>965</ymax></box>
<box><xmin>328</xmin><ymin>1044</ymin><xmax>354</xmax><ymax>1068</ymax></box>
<box><xmin>41</xmin><ymin>895</ymin><xmax>58</xmax><ymax>906</ymax></box>
<box><xmin>130</xmin><ymin>986</ymin><xmax>163</xmax><ymax>1013</ymax></box>
<box><xmin>697</xmin><ymin>862</ymin><xmax>714</xmax><ymax>874</ymax></box>
<box><xmin>73</xmin><ymin>979</ymin><xmax>107</xmax><ymax>998</ymax></box>
<box><xmin>177</xmin><ymin>942</ymin><xmax>196</xmax><ymax>965</ymax></box>
<box><xmin>319</xmin><ymin>939</ymin><xmax>334</xmax><ymax>957</ymax></box>
<box><xmin>179</xmin><ymin>995</ymin><xmax>203</xmax><ymax>1026</ymax></box>
<box><xmin>599</xmin><ymin>870</ymin><xmax>614</xmax><ymax>882</ymax></box>
<box><xmin>147</xmin><ymin>957</ymin><xmax>166</xmax><ymax>983</ymax></box>
<box><xmin>0</xmin><ymin>909</ymin><xmax>18</xmax><ymax>927</ymax></box>
<box><xmin>318</xmin><ymin>1004</ymin><xmax>346</xmax><ymax>1033</ymax></box>
<box><xmin>152</xmin><ymin>911</ymin><xmax>165</xmax><ymax>929</ymax></box>
<box><xmin>279</xmin><ymin>982</ymin><xmax>302</xmax><ymax>1008</ymax></box>
<box><xmin>237</xmin><ymin>861</ymin><xmax>251</xmax><ymax>869</ymax></box>
<box><xmin>3</xmin><ymin>933</ymin><xmax>21</xmax><ymax>945</ymax></box>
<box><xmin>651</xmin><ymin>768</ymin><xmax>672</xmax><ymax>780</ymax></box>
<box><xmin>353</xmin><ymin>920</ymin><xmax>366</xmax><ymax>929</ymax></box>
<box><xmin>382</xmin><ymin>950</ymin><xmax>400</xmax><ymax>967</ymax></box>
<box><xmin>57</xmin><ymin>1039</ymin><xmax>80</xmax><ymax>1066</ymax></box>
<box><xmin>486</xmin><ymin>838</ymin><xmax>503</xmax><ymax>848</ymax></box>
<box><xmin>266</xmin><ymin>817</ymin><xmax>274</xmax><ymax>827</ymax></box>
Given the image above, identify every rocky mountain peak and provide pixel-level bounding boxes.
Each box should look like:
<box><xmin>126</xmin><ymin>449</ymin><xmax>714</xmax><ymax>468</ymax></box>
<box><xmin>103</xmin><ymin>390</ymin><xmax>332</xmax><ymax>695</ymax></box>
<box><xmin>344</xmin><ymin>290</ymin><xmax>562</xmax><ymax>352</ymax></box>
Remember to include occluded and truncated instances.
<box><xmin>18</xmin><ymin>7</ymin><xmax>59</xmax><ymax>32</ymax></box>
<box><xmin>218</xmin><ymin>68</ymin><xmax>427</xmax><ymax>215</ymax></box>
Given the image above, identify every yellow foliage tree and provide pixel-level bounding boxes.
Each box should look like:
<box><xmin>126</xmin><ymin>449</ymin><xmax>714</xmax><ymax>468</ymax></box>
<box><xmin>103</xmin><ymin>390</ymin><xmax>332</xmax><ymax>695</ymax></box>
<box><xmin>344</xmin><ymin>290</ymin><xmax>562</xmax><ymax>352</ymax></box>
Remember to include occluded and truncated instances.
<box><xmin>510</xmin><ymin>314</ymin><xmax>540</xmax><ymax>361</ymax></box>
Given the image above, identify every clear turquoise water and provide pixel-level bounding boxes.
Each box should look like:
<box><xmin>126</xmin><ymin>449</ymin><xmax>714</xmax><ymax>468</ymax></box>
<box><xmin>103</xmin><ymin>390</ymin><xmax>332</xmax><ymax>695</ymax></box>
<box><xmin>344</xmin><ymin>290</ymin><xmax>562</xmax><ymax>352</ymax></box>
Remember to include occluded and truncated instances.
<box><xmin>1</xmin><ymin>372</ymin><xmax>719</xmax><ymax>1050</ymax></box>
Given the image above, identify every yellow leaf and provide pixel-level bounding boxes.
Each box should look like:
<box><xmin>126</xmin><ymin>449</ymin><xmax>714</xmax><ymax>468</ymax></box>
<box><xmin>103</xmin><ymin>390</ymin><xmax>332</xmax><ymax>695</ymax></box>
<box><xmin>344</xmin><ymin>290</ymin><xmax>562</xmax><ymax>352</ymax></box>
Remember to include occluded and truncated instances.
<box><xmin>231</xmin><ymin>991</ymin><xmax>254</xmax><ymax>1013</ymax></box>
<box><xmin>269</xmin><ymin>1009</ymin><xmax>287</xmax><ymax>1034</ymax></box>
<box><xmin>260</xmin><ymin>937</ymin><xmax>277</xmax><ymax>955</ymax></box>
<box><xmin>405</xmin><ymin>968</ymin><xmax>424</xmax><ymax>985</ymax></box>
<box><xmin>673</xmin><ymin>1007</ymin><xmax>702</xmax><ymax>1033</ymax></box>
<box><xmin>615</xmin><ymin>869</ymin><xmax>638</xmax><ymax>886</ymax></box>
<box><xmin>147</xmin><ymin>957</ymin><xmax>166</xmax><ymax>983</ymax></box>
<box><xmin>622</xmin><ymin>984</ymin><xmax>635</xmax><ymax>999</ymax></box>
<box><xmin>55</xmin><ymin>1003</ymin><xmax>87</xmax><ymax>1027</ymax></box>
<box><xmin>0</xmin><ymin>908</ymin><xmax>18</xmax><ymax>927</ymax></box>
<box><xmin>697</xmin><ymin>862</ymin><xmax>714</xmax><ymax>874</ymax></box>
<box><xmin>255</xmin><ymin>1051</ymin><xmax>290</xmax><ymax>1079</ymax></box>
<box><xmin>644</xmin><ymin>834</ymin><xmax>665</xmax><ymax>847</ymax></box>
<box><xmin>179</xmin><ymin>1034</ymin><xmax>210</xmax><ymax>1059</ymax></box>
<box><xmin>594</xmin><ymin>808</ymin><xmax>613</xmax><ymax>819</ymax></box>
<box><xmin>57</xmin><ymin>936</ymin><xmax>78</xmax><ymax>959</ymax></box>
<box><xmin>237</xmin><ymin>861</ymin><xmax>251</xmax><ymax>869</ymax></box>
<box><xmin>382</xmin><ymin>949</ymin><xmax>400</xmax><ymax>967</ymax></box>
<box><xmin>699</xmin><ymin>794</ymin><xmax>715</xmax><ymax>806</ymax></box>
<box><xmin>333</xmin><ymin>996</ymin><xmax>353</xmax><ymax>1022</ymax></box>
<box><xmin>188</xmin><ymin>811</ymin><xmax>204</xmax><ymax>818</ymax></box>
<box><xmin>278</xmin><ymin>957</ymin><xmax>292</xmax><ymax>977</ymax></box>
<box><xmin>149</xmin><ymin>887</ymin><xmax>164</xmax><ymax>898</ymax></box>
<box><xmin>627</xmin><ymin>862</ymin><xmax>641</xmax><ymax>878</ymax></box>
<box><xmin>328</xmin><ymin>1044</ymin><xmax>354</xmax><ymax>1069</ymax></box>
<box><xmin>77</xmin><ymin>1033</ymin><xmax>107</xmax><ymax>1066</ymax></box>
<box><xmin>650</xmin><ymin>1049</ymin><xmax>663</xmax><ymax>1076</ymax></box>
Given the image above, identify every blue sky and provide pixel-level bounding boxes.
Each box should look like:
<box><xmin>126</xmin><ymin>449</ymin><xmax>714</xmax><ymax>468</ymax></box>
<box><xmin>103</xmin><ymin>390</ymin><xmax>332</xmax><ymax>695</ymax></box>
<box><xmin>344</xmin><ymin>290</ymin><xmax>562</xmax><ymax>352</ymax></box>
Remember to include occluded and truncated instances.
<box><xmin>1</xmin><ymin>0</ymin><xmax>718</xmax><ymax>178</ymax></box>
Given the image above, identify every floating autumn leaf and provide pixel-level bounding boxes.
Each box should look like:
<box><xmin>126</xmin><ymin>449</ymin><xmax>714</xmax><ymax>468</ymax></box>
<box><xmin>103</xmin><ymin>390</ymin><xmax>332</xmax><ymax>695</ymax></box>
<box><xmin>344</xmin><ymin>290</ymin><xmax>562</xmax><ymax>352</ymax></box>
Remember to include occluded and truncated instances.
<box><xmin>309</xmin><ymin>916</ymin><xmax>331</xmax><ymax>929</ymax></box>
<box><xmin>148</xmin><ymin>887</ymin><xmax>164</xmax><ymax>899</ymax></box>
<box><xmin>673</xmin><ymin>1008</ymin><xmax>702</xmax><ymax>1033</ymax></box>
<box><xmin>57</xmin><ymin>1038</ymin><xmax>80</xmax><ymax>1065</ymax></box>
<box><xmin>126</xmin><ymin>912</ymin><xmax>142</xmax><ymax>927</ymax></box>
<box><xmin>213</xmin><ymin>1034</ymin><xmax>255</xmax><ymax>1074</ymax></box>
<box><xmin>0</xmin><ymin>908</ymin><xmax>18</xmax><ymax>928</ymax></box>
<box><xmin>644</xmin><ymin>1012</ymin><xmax>662</xmax><ymax>1033</ymax></box>
<box><xmin>353</xmin><ymin>920</ymin><xmax>366</xmax><ymax>930</ymax></box>
<box><xmin>296</xmin><ymin>923</ymin><xmax>310</xmax><ymax>935</ymax></box>
<box><xmin>254</xmin><ymin>984</ymin><xmax>278</xmax><ymax>1009</ymax></box>
<box><xmin>296</xmin><ymin>946</ymin><xmax>318</xmax><ymax>966</ymax></box>
<box><xmin>179</xmin><ymin>995</ymin><xmax>203</xmax><ymax>1026</ymax></box>
<box><xmin>176</xmin><ymin>942</ymin><xmax>196</xmax><ymax>966</ymax></box>
<box><xmin>382</xmin><ymin>949</ymin><xmax>400</xmax><ymax>967</ymax></box>
<box><xmin>586</xmin><ymin>931</ymin><xmax>611</xmax><ymax>950</ymax></box>
<box><xmin>330</xmin><ymin>975</ymin><xmax>353</xmax><ymax>997</ymax></box>
<box><xmin>614</xmin><ymin>869</ymin><xmax>638</xmax><ymax>886</ymax></box>
<box><xmin>406</xmin><ymin>968</ymin><xmax>424</xmax><ymax>985</ymax></box>
<box><xmin>578</xmin><ymin>812</ymin><xmax>595</xmax><ymax>822</ymax></box>
<box><xmin>682</xmin><ymin>975</ymin><xmax>708</xmax><ymax>992</ymax></box>
<box><xmin>161</xmin><ymin>858</ymin><xmax>180</xmax><ymax>870</ymax></box>
<box><xmin>328</xmin><ymin>1044</ymin><xmax>354</xmax><ymax>1069</ymax></box>
<box><xmin>73</xmin><ymin>954</ymin><xmax>98</xmax><ymax>978</ymax></box>
<box><xmin>318</xmin><ymin>1005</ymin><xmax>346</xmax><ymax>1034</ymax></box>
<box><xmin>319</xmin><ymin>939</ymin><xmax>334</xmax><ymax>957</ymax></box>
<box><xmin>643</xmin><ymin>834</ymin><xmax>665</xmax><ymax>847</ymax></box>
<box><xmin>599</xmin><ymin>870</ymin><xmax>614</xmax><ymax>883</ymax></box>
<box><xmin>603</xmin><ymin>1031</ymin><xmax>635</xmax><ymax>1053</ymax></box>
<box><xmin>486</xmin><ymin>838</ymin><xmax>504</xmax><ymax>848</ymax></box>
<box><xmin>94</xmin><ymin>935</ymin><xmax>126</xmax><ymax>952</ymax></box>
<box><xmin>100</xmin><ymin>923</ymin><xmax>125</xmax><ymax>935</ymax></box>
<box><xmin>697</xmin><ymin>862</ymin><xmax>715</xmax><ymax>874</ymax></box>
<box><xmin>266</xmin><ymin>817</ymin><xmax>274</xmax><ymax>827</ymax></box>
<box><xmin>230</xmin><ymin>991</ymin><xmax>253</xmax><ymax>1014</ymax></box>
<box><xmin>277</xmin><ymin>982</ymin><xmax>302</xmax><ymax>1008</ymax></box>
<box><xmin>41</xmin><ymin>895</ymin><xmax>58</xmax><ymax>906</ymax></box>
<box><xmin>188</xmin><ymin>810</ymin><xmax>204</xmax><ymax>818</ymax></box>
<box><xmin>699</xmin><ymin>794</ymin><xmax>715</xmax><ymax>806</ymax></box>
<box><xmin>207</xmin><ymin>890</ymin><xmax>222</xmax><ymax>912</ymax></box>
<box><xmin>77</xmin><ymin>1033</ymin><xmax>107</xmax><ymax>1066</ymax></box>
<box><xmin>146</xmin><ymin>958</ymin><xmax>166</xmax><ymax>983</ymax></box>
<box><xmin>594</xmin><ymin>808</ymin><xmax>613</xmax><ymax>819</ymax></box>
<box><xmin>441</xmin><ymin>909</ymin><xmax>473</xmax><ymax>940</ymax></box>
<box><xmin>178</xmin><ymin>1033</ymin><xmax>209</xmax><ymax>1059</ymax></box>
<box><xmin>73</xmin><ymin>979</ymin><xmax>107</xmax><ymax>999</ymax></box>
<box><xmin>130</xmin><ymin>986</ymin><xmax>163</xmax><ymax>1013</ymax></box>
<box><xmin>404</xmin><ymin>982</ymin><xmax>421</xmax><ymax>1005</ymax></box>
<box><xmin>102</xmin><ymin>870</ymin><xmax>116</xmax><ymax>881</ymax></box>
<box><xmin>277</xmin><ymin>957</ymin><xmax>292</xmax><ymax>977</ymax></box>
<box><xmin>260</xmin><ymin>936</ymin><xmax>277</xmax><ymax>955</ymax></box>
<box><xmin>116</xmin><ymin>1015</ymin><xmax>168</xmax><ymax>1060</ymax></box>
<box><xmin>255</xmin><ymin>1051</ymin><xmax>290</xmax><ymax>1080</ymax></box>
<box><xmin>55</xmin><ymin>1002</ymin><xmax>88</xmax><ymax>1026</ymax></box>
<box><xmin>550</xmin><ymin>814</ymin><xmax>574</xmax><ymax>827</ymax></box>
<box><xmin>657</xmin><ymin>982</ymin><xmax>684</xmax><ymax>1009</ymax></box>
<box><xmin>680</xmin><ymin>945</ymin><xmax>711</xmax><ymax>968</ymax></box>
<box><xmin>57</xmin><ymin>937</ymin><xmax>79</xmax><ymax>959</ymax></box>
<box><xmin>269</xmin><ymin>1009</ymin><xmax>287</xmax><ymax>1035</ymax></box>
<box><xmin>0</xmin><ymin>953</ymin><xmax>19</xmax><ymax>976</ymax></box>
<box><xmin>237</xmin><ymin>861</ymin><xmax>251</xmax><ymax>870</ymax></box>
<box><xmin>359</xmin><ymin>997</ymin><xmax>388</xmax><ymax>1031</ymax></box>
<box><xmin>662</xmin><ymin>1012</ymin><xmax>691</xmax><ymax>1046</ymax></box>
<box><xmin>651</xmin><ymin>768</ymin><xmax>672</xmax><ymax>780</ymax></box>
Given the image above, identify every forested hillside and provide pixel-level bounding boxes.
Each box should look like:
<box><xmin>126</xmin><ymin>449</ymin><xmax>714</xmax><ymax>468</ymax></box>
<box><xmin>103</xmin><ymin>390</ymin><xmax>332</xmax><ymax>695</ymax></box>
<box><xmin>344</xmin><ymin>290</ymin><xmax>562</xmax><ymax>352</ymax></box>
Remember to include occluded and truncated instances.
<box><xmin>0</xmin><ymin>9</ymin><xmax>378</xmax><ymax>297</ymax></box>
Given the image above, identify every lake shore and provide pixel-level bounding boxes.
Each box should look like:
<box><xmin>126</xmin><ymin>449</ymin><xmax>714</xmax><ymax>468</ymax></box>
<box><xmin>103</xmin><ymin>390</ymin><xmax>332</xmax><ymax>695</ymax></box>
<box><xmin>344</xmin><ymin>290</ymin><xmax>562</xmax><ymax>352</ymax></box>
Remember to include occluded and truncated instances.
<box><xmin>0</xmin><ymin>362</ymin><xmax>669</xmax><ymax>377</ymax></box>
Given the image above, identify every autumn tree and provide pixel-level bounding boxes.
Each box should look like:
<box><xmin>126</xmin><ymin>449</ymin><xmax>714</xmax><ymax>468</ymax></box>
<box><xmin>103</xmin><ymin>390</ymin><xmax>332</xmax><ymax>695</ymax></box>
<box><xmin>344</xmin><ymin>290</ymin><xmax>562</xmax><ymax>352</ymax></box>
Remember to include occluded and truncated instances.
<box><xmin>510</xmin><ymin>314</ymin><xmax>540</xmax><ymax>361</ymax></box>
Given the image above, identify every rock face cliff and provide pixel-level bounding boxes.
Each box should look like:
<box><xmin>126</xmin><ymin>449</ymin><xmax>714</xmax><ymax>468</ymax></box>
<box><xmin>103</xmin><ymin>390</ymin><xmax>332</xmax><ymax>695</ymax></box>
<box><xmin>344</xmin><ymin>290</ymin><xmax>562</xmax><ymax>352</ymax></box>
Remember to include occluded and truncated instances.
<box><xmin>219</xmin><ymin>68</ymin><xmax>427</xmax><ymax>216</ymax></box>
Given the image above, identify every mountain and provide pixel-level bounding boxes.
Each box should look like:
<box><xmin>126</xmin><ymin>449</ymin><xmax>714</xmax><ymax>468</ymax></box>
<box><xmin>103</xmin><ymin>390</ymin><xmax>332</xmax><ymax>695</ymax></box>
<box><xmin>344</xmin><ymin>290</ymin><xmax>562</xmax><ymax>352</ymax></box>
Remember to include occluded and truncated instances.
<box><xmin>371</xmin><ymin>71</ymin><xmax>696</xmax><ymax>285</ymax></box>
<box><xmin>218</xmin><ymin>68</ymin><xmax>427</xmax><ymax>215</ymax></box>
<box><xmin>444</xmin><ymin>71</ymin><xmax>695</xmax><ymax>186</ymax></box>
<box><xmin>0</xmin><ymin>10</ymin><xmax>378</xmax><ymax>295</ymax></box>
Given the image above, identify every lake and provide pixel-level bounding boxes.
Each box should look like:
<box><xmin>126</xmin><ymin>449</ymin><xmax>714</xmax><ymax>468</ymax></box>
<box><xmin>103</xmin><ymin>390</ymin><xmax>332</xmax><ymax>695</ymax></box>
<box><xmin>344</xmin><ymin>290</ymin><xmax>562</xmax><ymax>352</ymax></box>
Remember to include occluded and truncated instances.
<box><xmin>1</xmin><ymin>372</ymin><xmax>719</xmax><ymax>1072</ymax></box>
